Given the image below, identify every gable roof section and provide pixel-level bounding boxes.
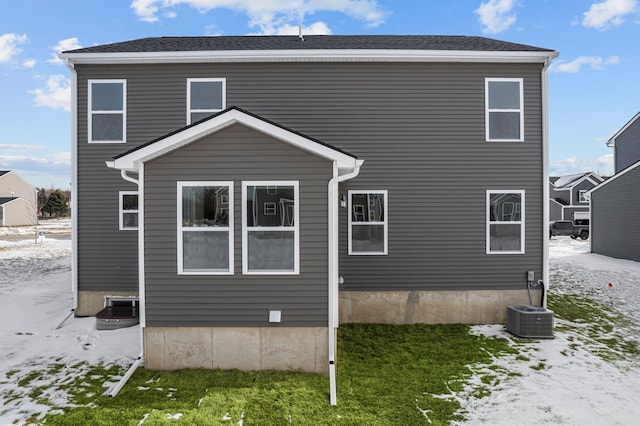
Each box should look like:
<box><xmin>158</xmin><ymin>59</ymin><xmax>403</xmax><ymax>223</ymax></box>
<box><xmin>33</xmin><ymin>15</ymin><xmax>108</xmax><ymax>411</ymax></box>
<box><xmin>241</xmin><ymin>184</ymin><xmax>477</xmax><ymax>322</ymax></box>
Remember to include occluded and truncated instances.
<box><xmin>607</xmin><ymin>111</ymin><xmax>640</xmax><ymax>148</ymax></box>
<box><xmin>590</xmin><ymin>160</ymin><xmax>640</xmax><ymax>194</ymax></box>
<box><xmin>553</xmin><ymin>172</ymin><xmax>604</xmax><ymax>190</ymax></box>
<box><xmin>0</xmin><ymin>197</ymin><xmax>18</xmax><ymax>205</ymax></box>
<box><xmin>0</xmin><ymin>171</ymin><xmax>10</xmax><ymax>177</ymax></box>
<box><xmin>60</xmin><ymin>35</ymin><xmax>557</xmax><ymax>64</ymax></box>
<box><xmin>108</xmin><ymin>107</ymin><xmax>361</xmax><ymax>173</ymax></box>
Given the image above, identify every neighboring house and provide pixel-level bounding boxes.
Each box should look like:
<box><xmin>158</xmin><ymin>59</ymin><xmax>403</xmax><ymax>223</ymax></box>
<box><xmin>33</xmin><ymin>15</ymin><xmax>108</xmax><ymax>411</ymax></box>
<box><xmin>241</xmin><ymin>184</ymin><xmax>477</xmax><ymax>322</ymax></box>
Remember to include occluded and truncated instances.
<box><xmin>549</xmin><ymin>172</ymin><xmax>604</xmax><ymax>224</ymax></box>
<box><xmin>591</xmin><ymin>112</ymin><xmax>640</xmax><ymax>262</ymax></box>
<box><xmin>0</xmin><ymin>171</ymin><xmax>37</xmax><ymax>226</ymax></box>
<box><xmin>60</xmin><ymin>35</ymin><xmax>558</xmax><ymax>387</ymax></box>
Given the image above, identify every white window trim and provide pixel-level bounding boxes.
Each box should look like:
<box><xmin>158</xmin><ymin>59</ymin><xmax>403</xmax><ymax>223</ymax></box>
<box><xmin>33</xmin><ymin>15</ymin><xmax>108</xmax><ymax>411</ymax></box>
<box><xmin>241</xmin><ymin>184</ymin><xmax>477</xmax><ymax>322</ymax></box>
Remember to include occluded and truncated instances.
<box><xmin>177</xmin><ymin>181</ymin><xmax>234</xmax><ymax>275</ymax></box>
<box><xmin>242</xmin><ymin>181</ymin><xmax>299</xmax><ymax>275</ymax></box>
<box><xmin>578</xmin><ymin>190</ymin><xmax>590</xmax><ymax>203</ymax></box>
<box><xmin>119</xmin><ymin>191</ymin><xmax>138</xmax><ymax>230</ymax></box>
<box><xmin>88</xmin><ymin>79</ymin><xmax>126</xmax><ymax>143</ymax></box>
<box><xmin>348</xmin><ymin>190</ymin><xmax>388</xmax><ymax>255</ymax></box>
<box><xmin>485</xmin><ymin>78</ymin><xmax>524</xmax><ymax>142</ymax></box>
<box><xmin>486</xmin><ymin>189</ymin><xmax>525</xmax><ymax>255</ymax></box>
<box><xmin>186</xmin><ymin>78</ymin><xmax>226</xmax><ymax>125</ymax></box>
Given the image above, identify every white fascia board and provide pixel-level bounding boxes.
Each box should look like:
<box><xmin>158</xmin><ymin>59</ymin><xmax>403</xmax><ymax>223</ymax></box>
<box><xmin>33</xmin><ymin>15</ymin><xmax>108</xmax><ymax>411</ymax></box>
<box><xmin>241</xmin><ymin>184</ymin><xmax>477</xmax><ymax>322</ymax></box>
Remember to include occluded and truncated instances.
<box><xmin>607</xmin><ymin>111</ymin><xmax>640</xmax><ymax>147</ymax></box>
<box><xmin>60</xmin><ymin>49</ymin><xmax>558</xmax><ymax>65</ymax></box>
<box><xmin>109</xmin><ymin>108</ymin><xmax>358</xmax><ymax>171</ymax></box>
<box><xmin>589</xmin><ymin>160</ymin><xmax>640</xmax><ymax>194</ymax></box>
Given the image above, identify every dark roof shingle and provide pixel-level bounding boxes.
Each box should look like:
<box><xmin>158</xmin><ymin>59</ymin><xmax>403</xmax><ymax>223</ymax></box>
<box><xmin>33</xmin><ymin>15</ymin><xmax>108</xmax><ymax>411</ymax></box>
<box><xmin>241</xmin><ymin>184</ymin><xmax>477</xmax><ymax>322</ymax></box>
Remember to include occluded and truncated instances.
<box><xmin>63</xmin><ymin>35</ymin><xmax>553</xmax><ymax>54</ymax></box>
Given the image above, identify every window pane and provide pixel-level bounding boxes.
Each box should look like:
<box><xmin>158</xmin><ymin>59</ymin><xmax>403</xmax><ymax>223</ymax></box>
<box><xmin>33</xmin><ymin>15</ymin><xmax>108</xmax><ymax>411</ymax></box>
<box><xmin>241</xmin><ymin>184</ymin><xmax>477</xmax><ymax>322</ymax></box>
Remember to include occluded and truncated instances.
<box><xmin>91</xmin><ymin>82</ymin><xmax>123</xmax><ymax>111</ymax></box>
<box><xmin>247</xmin><ymin>231</ymin><xmax>294</xmax><ymax>271</ymax></box>
<box><xmin>182</xmin><ymin>186</ymin><xmax>229</xmax><ymax>227</ymax></box>
<box><xmin>351</xmin><ymin>193</ymin><xmax>384</xmax><ymax>222</ymax></box>
<box><xmin>183</xmin><ymin>231</ymin><xmax>229</xmax><ymax>271</ymax></box>
<box><xmin>191</xmin><ymin>81</ymin><xmax>223</xmax><ymax>110</ymax></box>
<box><xmin>352</xmin><ymin>224</ymin><xmax>385</xmax><ymax>253</ymax></box>
<box><xmin>246</xmin><ymin>186</ymin><xmax>295</xmax><ymax>227</ymax></box>
<box><xmin>122</xmin><ymin>194</ymin><xmax>138</xmax><ymax>210</ymax></box>
<box><xmin>489</xmin><ymin>224</ymin><xmax>521</xmax><ymax>251</ymax></box>
<box><xmin>122</xmin><ymin>212</ymin><xmax>138</xmax><ymax>228</ymax></box>
<box><xmin>191</xmin><ymin>112</ymin><xmax>215</xmax><ymax>123</ymax></box>
<box><xmin>488</xmin><ymin>81</ymin><xmax>520</xmax><ymax>109</ymax></box>
<box><xmin>92</xmin><ymin>114</ymin><xmax>123</xmax><ymax>141</ymax></box>
<box><xmin>489</xmin><ymin>111</ymin><xmax>520</xmax><ymax>140</ymax></box>
<box><xmin>489</xmin><ymin>193</ymin><xmax>522</xmax><ymax>222</ymax></box>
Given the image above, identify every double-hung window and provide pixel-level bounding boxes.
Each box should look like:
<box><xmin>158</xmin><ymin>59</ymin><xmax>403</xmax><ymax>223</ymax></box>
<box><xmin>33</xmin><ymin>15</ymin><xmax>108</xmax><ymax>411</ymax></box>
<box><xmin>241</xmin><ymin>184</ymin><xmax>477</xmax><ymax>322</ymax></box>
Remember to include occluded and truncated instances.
<box><xmin>119</xmin><ymin>191</ymin><xmax>138</xmax><ymax>230</ymax></box>
<box><xmin>88</xmin><ymin>79</ymin><xmax>126</xmax><ymax>143</ymax></box>
<box><xmin>242</xmin><ymin>182</ymin><xmax>299</xmax><ymax>274</ymax></box>
<box><xmin>485</xmin><ymin>78</ymin><xmax>523</xmax><ymax>142</ymax></box>
<box><xmin>579</xmin><ymin>190</ymin><xmax>589</xmax><ymax>203</ymax></box>
<box><xmin>487</xmin><ymin>190</ymin><xmax>524</xmax><ymax>254</ymax></box>
<box><xmin>349</xmin><ymin>190</ymin><xmax>388</xmax><ymax>255</ymax></box>
<box><xmin>178</xmin><ymin>182</ymin><xmax>233</xmax><ymax>274</ymax></box>
<box><xmin>187</xmin><ymin>78</ymin><xmax>226</xmax><ymax>124</ymax></box>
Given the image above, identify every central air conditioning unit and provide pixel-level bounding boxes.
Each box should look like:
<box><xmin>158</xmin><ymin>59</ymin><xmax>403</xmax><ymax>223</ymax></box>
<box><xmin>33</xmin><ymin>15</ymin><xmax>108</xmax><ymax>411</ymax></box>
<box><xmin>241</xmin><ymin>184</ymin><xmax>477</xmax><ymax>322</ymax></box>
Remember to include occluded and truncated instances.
<box><xmin>506</xmin><ymin>305</ymin><xmax>554</xmax><ymax>339</ymax></box>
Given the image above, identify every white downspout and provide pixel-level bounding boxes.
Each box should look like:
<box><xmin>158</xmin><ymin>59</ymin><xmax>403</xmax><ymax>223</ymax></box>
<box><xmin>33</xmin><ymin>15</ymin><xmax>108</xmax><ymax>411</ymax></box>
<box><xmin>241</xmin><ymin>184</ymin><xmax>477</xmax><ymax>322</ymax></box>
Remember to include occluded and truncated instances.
<box><xmin>105</xmin><ymin>164</ymin><xmax>145</xmax><ymax>396</ymax></box>
<box><xmin>541</xmin><ymin>53</ymin><xmax>556</xmax><ymax>308</ymax></box>
<box><xmin>327</xmin><ymin>159</ymin><xmax>362</xmax><ymax>406</ymax></box>
<box><xmin>55</xmin><ymin>58</ymin><xmax>78</xmax><ymax>329</ymax></box>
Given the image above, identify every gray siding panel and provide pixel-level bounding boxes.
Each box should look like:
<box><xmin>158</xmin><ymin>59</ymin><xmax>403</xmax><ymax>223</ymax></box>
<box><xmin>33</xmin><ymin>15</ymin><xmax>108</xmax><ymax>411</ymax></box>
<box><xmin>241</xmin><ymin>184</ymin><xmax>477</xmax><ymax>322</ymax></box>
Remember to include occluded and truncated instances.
<box><xmin>144</xmin><ymin>124</ymin><xmax>332</xmax><ymax>326</ymax></box>
<box><xmin>75</xmin><ymin>61</ymin><xmax>545</xmax><ymax>312</ymax></box>
<box><xmin>591</xmin><ymin>166</ymin><xmax>640</xmax><ymax>262</ymax></box>
<box><xmin>615</xmin><ymin>117</ymin><xmax>640</xmax><ymax>173</ymax></box>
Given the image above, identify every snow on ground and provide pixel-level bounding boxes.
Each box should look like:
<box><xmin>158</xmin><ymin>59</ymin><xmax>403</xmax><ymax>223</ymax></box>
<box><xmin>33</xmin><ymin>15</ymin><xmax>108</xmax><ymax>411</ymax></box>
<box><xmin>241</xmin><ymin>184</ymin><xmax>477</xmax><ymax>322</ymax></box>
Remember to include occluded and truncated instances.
<box><xmin>0</xmin><ymin>221</ymin><xmax>138</xmax><ymax>425</ymax></box>
<box><xmin>1</xmin><ymin>228</ymin><xmax>640</xmax><ymax>425</ymax></box>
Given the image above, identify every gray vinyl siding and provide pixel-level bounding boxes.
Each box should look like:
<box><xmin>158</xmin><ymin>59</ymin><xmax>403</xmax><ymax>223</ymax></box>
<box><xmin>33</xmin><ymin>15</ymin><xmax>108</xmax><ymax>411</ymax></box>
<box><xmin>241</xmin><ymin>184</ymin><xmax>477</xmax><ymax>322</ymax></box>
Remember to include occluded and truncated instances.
<box><xmin>614</xmin><ymin>117</ymin><xmax>640</xmax><ymax>173</ymax></box>
<box><xmin>75</xmin><ymin>60</ymin><xmax>544</xmax><ymax>298</ymax></box>
<box><xmin>591</xmin><ymin>165</ymin><xmax>640</xmax><ymax>262</ymax></box>
<box><xmin>549</xmin><ymin>200</ymin><xmax>563</xmax><ymax>222</ymax></box>
<box><xmin>571</xmin><ymin>180</ymin><xmax>595</xmax><ymax>206</ymax></box>
<box><xmin>144</xmin><ymin>124</ymin><xmax>332</xmax><ymax>326</ymax></box>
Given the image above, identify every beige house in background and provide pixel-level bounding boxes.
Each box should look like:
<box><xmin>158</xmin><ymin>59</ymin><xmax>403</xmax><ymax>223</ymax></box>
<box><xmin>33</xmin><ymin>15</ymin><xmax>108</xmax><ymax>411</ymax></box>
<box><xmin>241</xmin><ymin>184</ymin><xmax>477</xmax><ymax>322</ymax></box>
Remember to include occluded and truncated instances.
<box><xmin>0</xmin><ymin>171</ymin><xmax>38</xmax><ymax>226</ymax></box>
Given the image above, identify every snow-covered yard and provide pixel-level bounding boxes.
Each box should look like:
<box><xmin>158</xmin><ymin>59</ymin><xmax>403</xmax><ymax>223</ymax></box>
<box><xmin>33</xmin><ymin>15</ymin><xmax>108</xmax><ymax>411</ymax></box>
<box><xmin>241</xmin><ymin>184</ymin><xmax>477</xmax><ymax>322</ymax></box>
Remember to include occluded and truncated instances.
<box><xmin>1</xmin><ymin>225</ymin><xmax>639</xmax><ymax>425</ymax></box>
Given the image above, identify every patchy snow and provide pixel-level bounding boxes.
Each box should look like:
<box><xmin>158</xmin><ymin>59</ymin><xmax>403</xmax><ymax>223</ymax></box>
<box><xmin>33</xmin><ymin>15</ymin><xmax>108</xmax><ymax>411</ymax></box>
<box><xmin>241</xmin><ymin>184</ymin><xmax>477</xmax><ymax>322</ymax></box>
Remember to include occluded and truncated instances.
<box><xmin>1</xmin><ymin>228</ymin><xmax>640</xmax><ymax>425</ymax></box>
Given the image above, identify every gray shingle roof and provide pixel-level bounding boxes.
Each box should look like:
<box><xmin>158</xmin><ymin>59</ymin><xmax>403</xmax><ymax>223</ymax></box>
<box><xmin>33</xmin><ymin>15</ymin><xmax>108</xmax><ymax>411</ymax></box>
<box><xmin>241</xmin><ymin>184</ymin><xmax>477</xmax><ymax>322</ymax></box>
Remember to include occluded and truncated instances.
<box><xmin>63</xmin><ymin>35</ymin><xmax>553</xmax><ymax>54</ymax></box>
<box><xmin>0</xmin><ymin>197</ymin><xmax>18</xmax><ymax>205</ymax></box>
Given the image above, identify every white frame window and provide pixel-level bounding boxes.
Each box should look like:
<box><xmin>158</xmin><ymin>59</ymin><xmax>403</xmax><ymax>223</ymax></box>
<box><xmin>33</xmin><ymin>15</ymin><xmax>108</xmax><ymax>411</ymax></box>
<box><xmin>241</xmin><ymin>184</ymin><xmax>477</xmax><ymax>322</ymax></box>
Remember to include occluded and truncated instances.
<box><xmin>578</xmin><ymin>190</ymin><xmax>590</xmax><ymax>203</ymax></box>
<box><xmin>242</xmin><ymin>181</ymin><xmax>299</xmax><ymax>275</ymax></box>
<box><xmin>485</xmin><ymin>78</ymin><xmax>524</xmax><ymax>142</ymax></box>
<box><xmin>486</xmin><ymin>190</ymin><xmax>525</xmax><ymax>254</ymax></box>
<box><xmin>186</xmin><ymin>78</ymin><xmax>226</xmax><ymax>124</ymax></box>
<box><xmin>88</xmin><ymin>79</ymin><xmax>126</xmax><ymax>143</ymax></box>
<box><xmin>177</xmin><ymin>181</ymin><xmax>234</xmax><ymax>275</ymax></box>
<box><xmin>348</xmin><ymin>190</ymin><xmax>388</xmax><ymax>255</ymax></box>
<box><xmin>119</xmin><ymin>191</ymin><xmax>138</xmax><ymax>230</ymax></box>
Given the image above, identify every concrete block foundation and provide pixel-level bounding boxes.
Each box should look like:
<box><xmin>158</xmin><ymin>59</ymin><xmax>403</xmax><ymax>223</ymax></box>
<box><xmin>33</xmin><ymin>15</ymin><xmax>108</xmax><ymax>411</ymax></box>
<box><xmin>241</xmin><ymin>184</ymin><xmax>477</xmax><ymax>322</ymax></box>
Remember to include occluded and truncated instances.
<box><xmin>76</xmin><ymin>290</ymin><xmax>139</xmax><ymax>317</ymax></box>
<box><xmin>339</xmin><ymin>289</ymin><xmax>542</xmax><ymax>324</ymax></box>
<box><xmin>144</xmin><ymin>327</ymin><xmax>329</xmax><ymax>374</ymax></box>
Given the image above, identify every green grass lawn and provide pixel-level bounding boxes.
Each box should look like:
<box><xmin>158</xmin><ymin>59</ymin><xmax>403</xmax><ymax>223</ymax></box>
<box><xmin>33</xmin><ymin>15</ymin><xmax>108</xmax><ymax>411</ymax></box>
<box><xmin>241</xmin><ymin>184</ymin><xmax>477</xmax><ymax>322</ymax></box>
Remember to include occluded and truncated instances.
<box><xmin>35</xmin><ymin>323</ymin><xmax>516</xmax><ymax>425</ymax></box>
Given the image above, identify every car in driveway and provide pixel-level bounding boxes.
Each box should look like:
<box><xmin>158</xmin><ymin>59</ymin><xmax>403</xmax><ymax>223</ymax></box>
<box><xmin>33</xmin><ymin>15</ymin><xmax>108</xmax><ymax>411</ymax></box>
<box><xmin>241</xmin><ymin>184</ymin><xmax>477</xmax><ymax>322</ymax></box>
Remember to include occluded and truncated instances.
<box><xmin>549</xmin><ymin>220</ymin><xmax>589</xmax><ymax>240</ymax></box>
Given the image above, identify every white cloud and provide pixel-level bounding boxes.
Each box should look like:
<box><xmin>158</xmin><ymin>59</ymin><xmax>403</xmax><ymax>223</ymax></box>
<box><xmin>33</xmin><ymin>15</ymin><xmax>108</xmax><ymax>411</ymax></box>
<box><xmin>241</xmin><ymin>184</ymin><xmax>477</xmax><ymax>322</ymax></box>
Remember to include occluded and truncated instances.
<box><xmin>550</xmin><ymin>154</ymin><xmax>614</xmax><ymax>177</ymax></box>
<box><xmin>22</xmin><ymin>58</ymin><xmax>36</xmax><ymax>68</ymax></box>
<box><xmin>28</xmin><ymin>75</ymin><xmax>71</xmax><ymax>112</ymax></box>
<box><xmin>475</xmin><ymin>0</ymin><xmax>517</xmax><ymax>34</ymax></box>
<box><xmin>0</xmin><ymin>151</ymin><xmax>71</xmax><ymax>189</ymax></box>
<box><xmin>249</xmin><ymin>21</ymin><xmax>332</xmax><ymax>36</ymax></box>
<box><xmin>582</xmin><ymin>0</ymin><xmax>637</xmax><ymax>30</ymax></box>
<box><xmin>129</xmin><ymin>0</ymin><xmax>387</xmax><ymax>33</ymax></box>
<box><xmin>48</xmin><ymin>37</ymin><xmax>82</xmax><ymax>65</ymax></box>
<box><xmin>0</xmin><ymin>33</ymin><xmax>28</xmax><ymax>63</ymax></box>
<box><xmin>551</xmin><ymin>55</ymin><xmax>620</xmax><ymax>73</ymax></box>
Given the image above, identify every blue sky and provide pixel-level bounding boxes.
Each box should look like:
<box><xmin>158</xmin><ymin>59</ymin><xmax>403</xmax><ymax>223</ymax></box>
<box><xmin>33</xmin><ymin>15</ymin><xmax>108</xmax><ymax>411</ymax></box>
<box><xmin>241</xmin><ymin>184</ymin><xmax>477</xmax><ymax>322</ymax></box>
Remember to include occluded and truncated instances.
<box><xmin>1</xmin><ymin>0</ymin><xmax>638</xmax><ymax>188</ymax></box>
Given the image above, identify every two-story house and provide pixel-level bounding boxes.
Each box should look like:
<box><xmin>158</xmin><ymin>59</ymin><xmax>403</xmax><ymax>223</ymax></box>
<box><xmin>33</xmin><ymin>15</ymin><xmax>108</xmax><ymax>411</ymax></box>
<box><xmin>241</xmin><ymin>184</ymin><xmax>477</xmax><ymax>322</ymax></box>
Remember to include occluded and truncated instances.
<box><xmin>549</xmin><ymin>172</ymin><xmax>604</xmax><ymax>224</ymax></box>
<box><xmin>0</xmin><ymin>171</ymin><xmax>38</xmax><ymax>226</ymax></box>
<box><xmin>60</xmin><ymin>35</ymin><xmax>557</xmax><ymax>387</ymax></box>
<box><xmin>590</xmin><ymin>111</ymin><xmax>640</xmax><ymax>262</ymax></box>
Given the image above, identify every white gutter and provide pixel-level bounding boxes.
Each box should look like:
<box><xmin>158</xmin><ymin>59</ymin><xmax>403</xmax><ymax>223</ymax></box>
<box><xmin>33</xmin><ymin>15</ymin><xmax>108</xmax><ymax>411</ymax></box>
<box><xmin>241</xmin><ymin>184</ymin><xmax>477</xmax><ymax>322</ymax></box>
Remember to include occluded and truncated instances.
<box><xmin>59</xmin><ymin>49</ymin><xmax>555</xmax><ymax>65</ymax></box>
<box><xmin>327</xmin><ymin>159</ymin><xmax>363</xmax><ymax>406</ymax></box>
<box><xmin>56</xmin><ymin>57</ymin><xmax>78</xmax><ymax>329</ymax></box>
<box><xmin>104</xmin><ymin>164</ymin><xmax>146</xmax><ymax>396</ymax></box>
<box><xmin>541</xmin><ymin>53</ymin><xmax>556</xmax><ymax>308</ymax></box>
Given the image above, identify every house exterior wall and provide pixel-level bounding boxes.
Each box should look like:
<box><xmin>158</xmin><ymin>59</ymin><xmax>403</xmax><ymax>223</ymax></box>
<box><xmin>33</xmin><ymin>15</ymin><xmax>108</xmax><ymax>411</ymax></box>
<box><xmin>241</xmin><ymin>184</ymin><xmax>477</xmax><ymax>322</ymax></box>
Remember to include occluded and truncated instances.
<box><xmin>0</xmin><ymin>172</ymin><xmax>37</xmax><ymax>225</ymax></box>
<box><xmin>614</xmin><ymin>117</ymin><xmax>640</xmax><ymax>173</ymax></box>
<box><xmin>549</xmin><ymin>199</ymin><xmax>563</xmax><ymax>222</ymax></box>
<box><xmin>591</xmin><ymin>165</ymin><xmax>640</xmax><ymax>262</ymax></box>
<box><xmin>570</xmin><ymin>180</ymin><xmax>595</xmax><ymax>206</ymax></box>
<box><xmin>144</xmin><ymin>123</ymin><xmax>332</xmax><ymax>326</ymax></box>
<box><xmin>74</xmin><ymin>60</ymin><xmax>545</xmax><ymax>317</ymax></box>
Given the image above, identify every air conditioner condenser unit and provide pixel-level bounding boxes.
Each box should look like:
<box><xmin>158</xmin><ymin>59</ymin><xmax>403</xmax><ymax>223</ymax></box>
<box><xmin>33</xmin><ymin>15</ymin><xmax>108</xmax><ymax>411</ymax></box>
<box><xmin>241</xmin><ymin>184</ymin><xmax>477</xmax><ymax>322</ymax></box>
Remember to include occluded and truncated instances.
<box><xmin>506</xmin><ymin>305</ymin><xmax>554</xmax><ymax>339</ymax></box>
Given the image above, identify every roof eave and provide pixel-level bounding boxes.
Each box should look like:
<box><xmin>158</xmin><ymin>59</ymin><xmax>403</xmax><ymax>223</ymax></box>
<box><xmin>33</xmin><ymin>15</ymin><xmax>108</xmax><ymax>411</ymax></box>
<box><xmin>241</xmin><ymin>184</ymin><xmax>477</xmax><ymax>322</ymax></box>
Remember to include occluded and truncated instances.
<box><xmin>60</xmin><ymin>49</ymin><xmax>558</xmax><ymax>65</ymax></box>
